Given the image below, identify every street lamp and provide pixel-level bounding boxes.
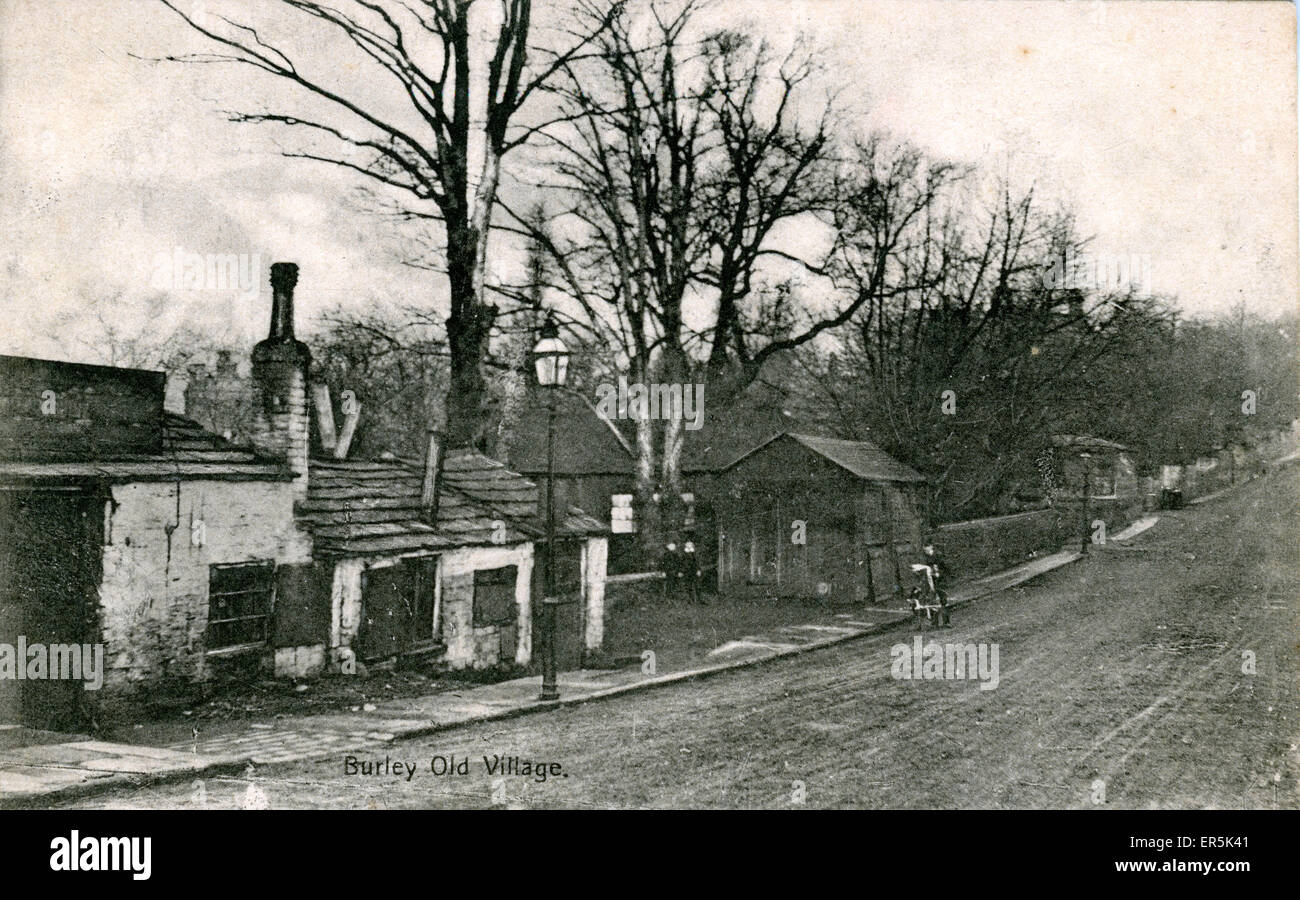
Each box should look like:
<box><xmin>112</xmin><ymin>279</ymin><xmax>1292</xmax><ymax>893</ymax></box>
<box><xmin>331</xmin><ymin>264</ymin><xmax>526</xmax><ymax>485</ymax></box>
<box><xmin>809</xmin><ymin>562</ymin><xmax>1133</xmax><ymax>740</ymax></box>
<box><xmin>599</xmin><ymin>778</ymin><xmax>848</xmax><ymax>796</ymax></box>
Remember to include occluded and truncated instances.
<box><xmin>532</xmin><ymin>315</ymin><xmax>569</xmax><ymax>701</ymax></box>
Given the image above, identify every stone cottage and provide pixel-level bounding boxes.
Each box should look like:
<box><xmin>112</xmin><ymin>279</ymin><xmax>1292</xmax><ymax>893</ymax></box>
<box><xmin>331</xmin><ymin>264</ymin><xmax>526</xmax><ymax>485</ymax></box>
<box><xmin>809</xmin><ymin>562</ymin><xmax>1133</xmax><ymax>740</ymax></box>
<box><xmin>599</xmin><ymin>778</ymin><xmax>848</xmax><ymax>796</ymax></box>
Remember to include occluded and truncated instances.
<box><xmin>0</xmin><ymin>263</ymin><xmax>608</xmax><ymax>731</ymax></box>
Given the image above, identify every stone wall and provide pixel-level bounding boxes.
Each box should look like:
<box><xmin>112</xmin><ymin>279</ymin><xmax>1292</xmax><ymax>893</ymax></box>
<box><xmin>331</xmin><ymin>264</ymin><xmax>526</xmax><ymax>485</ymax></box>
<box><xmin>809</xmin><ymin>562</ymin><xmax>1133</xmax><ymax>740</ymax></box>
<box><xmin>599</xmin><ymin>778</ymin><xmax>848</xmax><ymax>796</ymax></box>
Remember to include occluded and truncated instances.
<box><xmin>437</xmin><ymin>544</ymin><xmax>534</xmax><ymax>669</ymax></box>
<box><xmin>98</xmin><ymin>478</ymin><xmax>310</xmax><ymax>696</ymax></box>
<box><xmin>324</xmin><ymin>544</ymin><xmax>536</xmax><ymax>672</ymax></box>
<box><xmin>934</xmin><ymin>508</ymin><xmax>1072</xmax><ymax>580</ymax></box>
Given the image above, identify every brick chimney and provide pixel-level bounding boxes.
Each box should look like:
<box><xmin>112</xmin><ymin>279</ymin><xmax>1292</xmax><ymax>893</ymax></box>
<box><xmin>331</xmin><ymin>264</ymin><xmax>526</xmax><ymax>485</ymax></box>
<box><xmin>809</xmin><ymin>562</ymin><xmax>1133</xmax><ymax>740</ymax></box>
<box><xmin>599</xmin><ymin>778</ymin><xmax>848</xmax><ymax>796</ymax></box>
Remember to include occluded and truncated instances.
<box><xmin>250</xmin><ymin>262</ymin><xmax>312</xmax><ymax>497</ymax></box>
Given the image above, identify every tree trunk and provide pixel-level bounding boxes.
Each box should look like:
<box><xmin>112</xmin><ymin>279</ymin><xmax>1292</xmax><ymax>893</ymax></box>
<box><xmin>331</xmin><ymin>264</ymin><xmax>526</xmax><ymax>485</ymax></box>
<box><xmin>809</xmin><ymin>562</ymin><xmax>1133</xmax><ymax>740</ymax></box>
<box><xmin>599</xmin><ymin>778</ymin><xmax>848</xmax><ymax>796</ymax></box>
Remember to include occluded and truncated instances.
<box><xmin>633</xmin><ymin>357</ymin><xmax>660</xmax><ymax>563</ymax></box>
<box><xmin>658</xmin><ymin>346</ymin><xmax>689</xmax><ymax>548</ymax></box>
<box><xmin>444</xmin><ymin>235</ymin><xmax>495</xmax><ymax>451</ymax></box>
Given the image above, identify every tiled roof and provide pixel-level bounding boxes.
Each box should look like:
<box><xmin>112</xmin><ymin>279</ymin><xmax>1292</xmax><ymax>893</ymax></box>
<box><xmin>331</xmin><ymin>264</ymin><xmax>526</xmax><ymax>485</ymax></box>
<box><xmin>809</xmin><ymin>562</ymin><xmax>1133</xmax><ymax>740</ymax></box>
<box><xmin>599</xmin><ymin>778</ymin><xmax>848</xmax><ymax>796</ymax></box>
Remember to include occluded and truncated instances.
<box><xmin>300</xmin><ymin>450</ymin><xmax>607</xmax><ymax>558</ymax></box>
<box><xmin>298</xmin><ymin>458</ymin><xmax>529</xmax><ymax>556</ymax></box>
<box><xmin>440</xmin><ymin>450</ymin><xmax>607</xmax><ymax>537</ymax></box>
<box><xmin>504</xmin><ymin>392</ymin><xmax>635</xmax><ymax>475</ymax></box>
<box><xmin>439</xmin><ymin>451</ymin><xmax>540</xmax><ymax>520</ymax></box>
<box><xmin>505</xmin><ymin>378</ymin><xmax>815</xmax><ymax>476</ymax></box>
<box><xmin>0</xmin><ymin>413</ymin><xmax>288</xmax><ymax>483</ymax></box>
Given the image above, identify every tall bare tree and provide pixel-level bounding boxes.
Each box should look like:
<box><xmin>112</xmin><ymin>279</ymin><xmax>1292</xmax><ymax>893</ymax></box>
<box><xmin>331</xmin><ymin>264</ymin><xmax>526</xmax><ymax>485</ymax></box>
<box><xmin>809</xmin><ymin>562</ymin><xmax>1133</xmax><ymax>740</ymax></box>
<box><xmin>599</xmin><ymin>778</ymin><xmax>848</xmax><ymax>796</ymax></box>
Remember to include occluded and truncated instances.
<box><xmin>798</xmin><ymin>169</ymin><xmax>1184</xmax><ymax>521</ymax></box>
<box><xmin>152</xmin><ymin>0</ymin><xmax>620</xmax><ymax>449</ymax></box>
<box><xmin>505</xmin><ymin>0</ymin><xmax>856</xmax><ymax>553</ymax></box>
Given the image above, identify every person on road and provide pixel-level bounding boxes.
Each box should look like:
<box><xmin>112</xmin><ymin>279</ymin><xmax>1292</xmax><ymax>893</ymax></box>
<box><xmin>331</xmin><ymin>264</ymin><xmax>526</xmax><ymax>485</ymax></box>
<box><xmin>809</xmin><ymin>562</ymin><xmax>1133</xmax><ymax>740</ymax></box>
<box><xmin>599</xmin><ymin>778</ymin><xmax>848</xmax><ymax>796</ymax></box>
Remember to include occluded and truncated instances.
<box><xmin>682</xmin><ymin>537</ymin><xmax>703</xmax><ymax>604</ymax></box>
<box><xmin>919</xmin><ymin>542</ymin><xmax>951</xmax><ymax>627</ymax></box>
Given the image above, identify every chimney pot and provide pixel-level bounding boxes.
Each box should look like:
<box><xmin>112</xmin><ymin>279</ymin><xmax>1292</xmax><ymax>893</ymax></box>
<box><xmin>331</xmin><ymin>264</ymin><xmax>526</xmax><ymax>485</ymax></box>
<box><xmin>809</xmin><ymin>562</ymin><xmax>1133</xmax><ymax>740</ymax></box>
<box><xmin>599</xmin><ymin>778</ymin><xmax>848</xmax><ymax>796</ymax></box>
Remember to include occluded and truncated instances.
<box><xmin>268</xmin><ymin>262</ymin><xmax>300</xmax><ymax>341</ymax></box>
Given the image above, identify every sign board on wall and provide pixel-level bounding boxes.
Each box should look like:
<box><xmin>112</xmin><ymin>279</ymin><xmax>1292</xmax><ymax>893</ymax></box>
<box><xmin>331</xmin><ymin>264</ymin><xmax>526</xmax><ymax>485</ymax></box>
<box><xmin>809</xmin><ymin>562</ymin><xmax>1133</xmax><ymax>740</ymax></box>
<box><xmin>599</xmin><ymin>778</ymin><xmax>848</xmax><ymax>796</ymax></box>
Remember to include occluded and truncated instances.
<box><xmin>610</xmin><ymin>494</ymin><xmax>635</xmax><ymax>534</ymax></box>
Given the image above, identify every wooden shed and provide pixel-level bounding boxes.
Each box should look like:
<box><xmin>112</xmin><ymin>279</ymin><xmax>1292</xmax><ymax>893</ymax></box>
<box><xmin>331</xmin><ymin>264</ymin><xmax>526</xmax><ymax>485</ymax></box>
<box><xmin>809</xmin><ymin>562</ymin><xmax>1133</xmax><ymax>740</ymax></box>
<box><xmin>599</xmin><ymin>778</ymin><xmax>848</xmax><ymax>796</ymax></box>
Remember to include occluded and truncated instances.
<box><xmin>714</xmin><ymin>432</ymin><xmax>927</xmax><ymax>605</ymax></box>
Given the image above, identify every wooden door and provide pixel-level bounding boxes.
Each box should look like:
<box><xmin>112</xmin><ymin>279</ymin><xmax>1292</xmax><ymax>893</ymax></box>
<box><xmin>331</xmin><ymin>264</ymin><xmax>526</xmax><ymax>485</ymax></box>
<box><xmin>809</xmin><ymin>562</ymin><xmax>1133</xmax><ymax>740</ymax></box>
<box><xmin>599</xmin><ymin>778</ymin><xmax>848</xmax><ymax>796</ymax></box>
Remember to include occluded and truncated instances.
<box><xmin>356</xmin><ymin>557</ymin><xmax>436</xmax><ymax>661</ymax></box>
<box><xmin>0</xmin><ymin>489</ymin><xmax>100</xmax><ymax>730</ymax></box>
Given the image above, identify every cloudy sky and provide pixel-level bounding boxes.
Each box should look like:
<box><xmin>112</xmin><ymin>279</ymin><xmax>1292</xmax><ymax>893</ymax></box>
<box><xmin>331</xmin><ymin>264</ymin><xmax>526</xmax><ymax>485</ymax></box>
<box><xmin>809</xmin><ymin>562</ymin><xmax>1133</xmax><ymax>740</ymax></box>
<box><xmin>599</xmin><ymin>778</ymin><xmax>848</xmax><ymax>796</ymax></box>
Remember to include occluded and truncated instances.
<box><xmin>0</xmin><ymin>0</ymin><xmax>1295</xmax><ymax>364</ymax></box>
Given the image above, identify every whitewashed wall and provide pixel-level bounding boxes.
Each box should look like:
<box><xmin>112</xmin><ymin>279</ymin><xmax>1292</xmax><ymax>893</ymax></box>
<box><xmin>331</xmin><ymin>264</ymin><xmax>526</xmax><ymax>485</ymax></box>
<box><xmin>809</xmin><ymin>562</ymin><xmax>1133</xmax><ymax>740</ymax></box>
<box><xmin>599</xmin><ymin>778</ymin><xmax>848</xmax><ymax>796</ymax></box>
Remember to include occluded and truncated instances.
<box><xmin>99</xmin><ymin>478</ymin><xmax>310</xmax><ymax>689</ymax></box>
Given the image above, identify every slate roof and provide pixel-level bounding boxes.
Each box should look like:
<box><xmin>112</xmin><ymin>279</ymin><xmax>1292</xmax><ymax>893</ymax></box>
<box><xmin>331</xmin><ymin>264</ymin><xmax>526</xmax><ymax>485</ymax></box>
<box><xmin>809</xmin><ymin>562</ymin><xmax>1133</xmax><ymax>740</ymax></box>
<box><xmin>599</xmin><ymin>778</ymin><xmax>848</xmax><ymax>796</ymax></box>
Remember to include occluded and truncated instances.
<box><xmin>0</xmin><ymin>412</ymin><xmax>289</xmax><ymax>483</ymax></box>
<box><xmin>425</xmin><ymin>450</ymin><xmax>605</xmax><ymax>535</ymax></box>
<box><xmin>299</xmin><ymin>450</ymin><xmax>606</xmax><ymax>558</ymax></box>
<box><xmin>721</xmin><ymin>431</ymin><xmax>926</xmax><ymax>484</ymax></box>
<box><xmin>505</xmin><ymin>377</ymin><xmax>812</xmax><ymax>477</ymax></box>
<box><xmin>505</xmin><ymin>391</ymin><xmax>635</xmax><ymax>476</ymax></box>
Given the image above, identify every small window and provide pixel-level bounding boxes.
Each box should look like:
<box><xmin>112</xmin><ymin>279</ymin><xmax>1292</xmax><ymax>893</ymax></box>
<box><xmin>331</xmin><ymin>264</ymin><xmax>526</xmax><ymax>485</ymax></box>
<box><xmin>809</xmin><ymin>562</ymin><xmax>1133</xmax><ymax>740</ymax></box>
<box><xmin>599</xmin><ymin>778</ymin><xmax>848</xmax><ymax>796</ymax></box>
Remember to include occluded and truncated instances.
<box><xmin>473</xmin><ymin>565</ymin><xmax>518</xmax><ymax>627</ymax></box>
<box><xmin>1092</xmin><ymin>462</ymin><xmax>1117</xmax><ymax>497</ymax></box>
<box><xmin>207</xmin><ymin>561</ymin><xmax>274</xmax><ymax>650</ymax></box>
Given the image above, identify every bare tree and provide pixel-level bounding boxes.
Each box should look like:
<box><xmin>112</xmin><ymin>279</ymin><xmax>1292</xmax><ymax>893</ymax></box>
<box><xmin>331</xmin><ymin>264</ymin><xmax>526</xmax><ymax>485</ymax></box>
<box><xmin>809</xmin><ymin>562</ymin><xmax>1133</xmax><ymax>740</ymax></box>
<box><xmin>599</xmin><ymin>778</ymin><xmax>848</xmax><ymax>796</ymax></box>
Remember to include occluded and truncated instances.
<box><xmin>151</xmin><ymin>0</ymin><xmax>621</xmax><ymax>449</ymax></box>
<box><xmin>799</xmin><ymin>169</ymin><xmax>1183</xmax><ymax>521</ymax></box>
<box><xmin>504</xmin><ymin>0</ymin><xmax>855</xmax><ymax>554</ymax></box>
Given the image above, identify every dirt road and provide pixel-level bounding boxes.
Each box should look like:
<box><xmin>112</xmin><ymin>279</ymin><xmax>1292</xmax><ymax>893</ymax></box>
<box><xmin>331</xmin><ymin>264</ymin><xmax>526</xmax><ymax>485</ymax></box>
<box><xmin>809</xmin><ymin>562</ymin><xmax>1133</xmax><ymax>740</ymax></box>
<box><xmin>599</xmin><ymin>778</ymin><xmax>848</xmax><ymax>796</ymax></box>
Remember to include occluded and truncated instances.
<box><xmin>59</xmin><ymin>467</ymin><xmax>1300</xmax><ymax>809</ymax></box>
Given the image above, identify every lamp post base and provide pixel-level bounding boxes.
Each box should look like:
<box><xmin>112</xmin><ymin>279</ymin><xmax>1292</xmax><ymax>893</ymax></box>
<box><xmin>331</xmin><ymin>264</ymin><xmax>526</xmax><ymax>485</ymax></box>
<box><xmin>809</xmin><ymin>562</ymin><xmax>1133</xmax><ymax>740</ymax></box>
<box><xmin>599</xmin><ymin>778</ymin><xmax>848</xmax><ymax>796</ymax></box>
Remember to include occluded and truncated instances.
<box><xmin>538</xmin><ymin>685</ymin><xmax>560</xmax><ymax>702</ymax></box>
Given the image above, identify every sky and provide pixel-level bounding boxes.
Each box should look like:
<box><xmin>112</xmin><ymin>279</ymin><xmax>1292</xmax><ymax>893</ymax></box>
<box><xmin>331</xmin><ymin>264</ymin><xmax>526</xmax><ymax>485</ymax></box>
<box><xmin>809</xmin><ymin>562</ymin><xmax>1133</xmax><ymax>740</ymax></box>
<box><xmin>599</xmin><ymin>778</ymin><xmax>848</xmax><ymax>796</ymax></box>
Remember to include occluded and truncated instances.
<box><xmin>0</xmin><ymin>0</ymin><xmax>1295</xmax><ymax>364</ymax></box>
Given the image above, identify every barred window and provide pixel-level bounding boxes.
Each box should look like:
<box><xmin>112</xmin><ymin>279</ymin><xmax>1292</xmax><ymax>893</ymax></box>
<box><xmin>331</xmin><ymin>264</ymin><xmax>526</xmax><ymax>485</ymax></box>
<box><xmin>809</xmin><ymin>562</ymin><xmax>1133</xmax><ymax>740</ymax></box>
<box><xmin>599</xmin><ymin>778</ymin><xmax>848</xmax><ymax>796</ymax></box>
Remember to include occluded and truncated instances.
<box><xmin>207</xmin><ymin>561</ymin><xmax>274</xmax><ymax>650</ymax></box>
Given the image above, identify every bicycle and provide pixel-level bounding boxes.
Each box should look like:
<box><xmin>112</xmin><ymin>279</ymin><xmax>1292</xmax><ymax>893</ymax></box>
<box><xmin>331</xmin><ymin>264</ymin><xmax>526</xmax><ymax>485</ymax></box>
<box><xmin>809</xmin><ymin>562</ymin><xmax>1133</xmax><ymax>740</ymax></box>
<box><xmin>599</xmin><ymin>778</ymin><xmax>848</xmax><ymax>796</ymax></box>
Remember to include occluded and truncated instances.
<box><xmin>908</xmin><ymin>563</ymin><xmax>949</xmax><ymax>630</ymax></box>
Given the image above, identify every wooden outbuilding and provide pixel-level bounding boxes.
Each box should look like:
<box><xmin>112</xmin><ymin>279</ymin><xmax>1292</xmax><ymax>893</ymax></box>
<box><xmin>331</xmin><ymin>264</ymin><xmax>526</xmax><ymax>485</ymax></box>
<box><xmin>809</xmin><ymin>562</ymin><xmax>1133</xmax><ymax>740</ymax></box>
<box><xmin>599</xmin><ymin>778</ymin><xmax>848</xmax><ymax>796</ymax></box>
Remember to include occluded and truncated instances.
<box><xmin>714</xmin><ymin>432</ymin><xmax>927</xmax><ymax>605</ymax></box>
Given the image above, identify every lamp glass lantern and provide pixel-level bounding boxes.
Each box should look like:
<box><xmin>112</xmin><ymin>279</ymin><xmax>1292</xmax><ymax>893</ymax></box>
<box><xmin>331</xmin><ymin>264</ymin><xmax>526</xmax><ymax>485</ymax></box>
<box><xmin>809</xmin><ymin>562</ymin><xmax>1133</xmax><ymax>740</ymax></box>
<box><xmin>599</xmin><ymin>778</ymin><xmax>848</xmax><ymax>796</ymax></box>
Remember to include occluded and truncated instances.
<box><xmin>532</xmin><ymin>319</ymin><xmax>569</xmax><ymax>387</ymax></box>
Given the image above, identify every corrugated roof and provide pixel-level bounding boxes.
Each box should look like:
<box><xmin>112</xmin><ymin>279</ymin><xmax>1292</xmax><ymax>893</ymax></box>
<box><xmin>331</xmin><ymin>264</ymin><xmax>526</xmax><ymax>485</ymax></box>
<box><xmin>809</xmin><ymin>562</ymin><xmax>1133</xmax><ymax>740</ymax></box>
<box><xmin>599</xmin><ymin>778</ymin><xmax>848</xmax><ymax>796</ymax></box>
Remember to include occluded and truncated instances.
<box><xmin>0</xmin><ymin>413</ymin><xmax>289</xmax><ymax>483</ymax></box>
<box><xmin>722</xmin><ymin>432</ymin><xmax>926</xmax><ymax>483</ymax></box>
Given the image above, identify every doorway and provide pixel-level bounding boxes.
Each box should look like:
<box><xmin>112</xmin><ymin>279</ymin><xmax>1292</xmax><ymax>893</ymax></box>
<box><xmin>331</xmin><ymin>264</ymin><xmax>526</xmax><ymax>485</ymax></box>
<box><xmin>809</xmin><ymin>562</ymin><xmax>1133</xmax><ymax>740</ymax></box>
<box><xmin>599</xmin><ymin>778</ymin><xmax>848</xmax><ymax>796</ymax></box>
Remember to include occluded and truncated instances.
<box><xmin>0</xmin><ymin>487</ymin><xmax>102</xmax><ymax>730</ymax></box>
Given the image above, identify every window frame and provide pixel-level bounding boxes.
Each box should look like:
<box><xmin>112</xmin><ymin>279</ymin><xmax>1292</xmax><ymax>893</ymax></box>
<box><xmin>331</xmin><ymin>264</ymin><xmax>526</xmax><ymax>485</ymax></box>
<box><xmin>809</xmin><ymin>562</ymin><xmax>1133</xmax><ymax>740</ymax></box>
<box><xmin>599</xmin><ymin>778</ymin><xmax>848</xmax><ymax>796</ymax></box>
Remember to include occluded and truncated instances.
<box><xmin>472</xmin><ymin>565</ymin><xmax>519</xmax><ymax>628</ymax></box>
<box><xmin>206</xmin><ymin>559</ymin><xmax>275</xmax><ymax>653</ymax></box>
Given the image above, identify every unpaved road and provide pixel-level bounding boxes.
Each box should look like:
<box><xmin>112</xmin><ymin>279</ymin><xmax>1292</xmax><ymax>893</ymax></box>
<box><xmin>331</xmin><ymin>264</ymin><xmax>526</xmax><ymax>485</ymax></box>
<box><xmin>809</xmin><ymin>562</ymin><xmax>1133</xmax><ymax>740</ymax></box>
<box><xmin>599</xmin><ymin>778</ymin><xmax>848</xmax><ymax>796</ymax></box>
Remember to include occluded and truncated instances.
<box><xmin>59</xmin><ymin>467</ymin><xmax>1300</xmax><ymax>809</ymax></box>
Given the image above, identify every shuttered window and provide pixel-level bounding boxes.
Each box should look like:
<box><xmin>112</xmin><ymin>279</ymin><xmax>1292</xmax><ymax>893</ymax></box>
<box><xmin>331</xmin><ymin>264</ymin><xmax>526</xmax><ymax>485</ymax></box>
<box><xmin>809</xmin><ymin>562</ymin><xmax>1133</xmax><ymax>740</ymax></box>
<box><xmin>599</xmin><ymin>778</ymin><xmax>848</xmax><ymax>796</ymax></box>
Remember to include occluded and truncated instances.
<box><xmin>473</xmin><ymin>566</ymin><xmax>517</xmax><ymax>627</ymax></box>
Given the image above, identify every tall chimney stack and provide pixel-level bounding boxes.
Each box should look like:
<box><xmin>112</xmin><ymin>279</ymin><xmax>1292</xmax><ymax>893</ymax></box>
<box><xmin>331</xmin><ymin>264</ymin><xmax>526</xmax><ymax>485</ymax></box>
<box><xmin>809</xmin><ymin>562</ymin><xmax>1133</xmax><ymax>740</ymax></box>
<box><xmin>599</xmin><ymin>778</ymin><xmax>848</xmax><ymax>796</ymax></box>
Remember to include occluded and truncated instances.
<box><xmin>250</xmin><ymin>262</ymin><xmax>312</xmax><ymax>498</ymax></box>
